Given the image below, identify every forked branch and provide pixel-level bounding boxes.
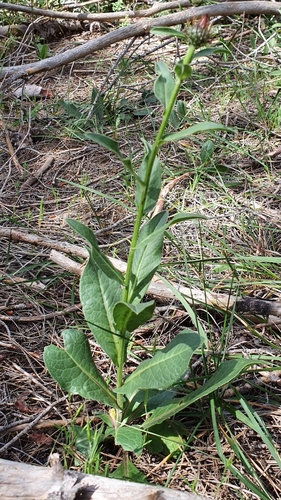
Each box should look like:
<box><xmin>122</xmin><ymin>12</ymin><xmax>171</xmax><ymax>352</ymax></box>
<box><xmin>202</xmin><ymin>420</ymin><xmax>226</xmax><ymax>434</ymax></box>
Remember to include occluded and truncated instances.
<box><xmin>0</xmin><ymin>2</ymin><xmax>280</xmax><ymax>80</ymax></box>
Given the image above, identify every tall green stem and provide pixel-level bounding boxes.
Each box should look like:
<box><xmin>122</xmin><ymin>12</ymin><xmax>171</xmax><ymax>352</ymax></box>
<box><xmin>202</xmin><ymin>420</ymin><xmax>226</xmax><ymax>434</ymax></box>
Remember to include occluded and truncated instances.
<box><xmin>116</xmin><ymin>44</ymin><xmax>196</xmax><ymax>406</ymax></box>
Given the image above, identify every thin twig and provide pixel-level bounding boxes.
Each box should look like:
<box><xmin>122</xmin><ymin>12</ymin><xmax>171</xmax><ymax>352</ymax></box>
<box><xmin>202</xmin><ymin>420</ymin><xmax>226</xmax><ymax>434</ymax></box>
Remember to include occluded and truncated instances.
<box><xmin>0</xmin><ymin>304</ymin><xmax>81</xmax><ymax>322</ymax></box>
<box><xmin>3</xmin><ymin>130</ymin><xmax>23</xmax><ymax>175</ymax></box>
<box><xmin>20</xmin><ymin>155</ymin><xmax>55</xmax><ymax>191</ymax></box>
<box><xmin>0</xmin><ymin>396</ymin><xmax>68</xmax><ymax>454</ymax></box>
<box><xmin>1</xmin><ymin>416</ymin><xmax>99</xmax><ymax>434</ymax></box>
<box><xmin>0</xmin><ymin>0</ymin><xmax>192</xmax><ymax>22</ymax></box>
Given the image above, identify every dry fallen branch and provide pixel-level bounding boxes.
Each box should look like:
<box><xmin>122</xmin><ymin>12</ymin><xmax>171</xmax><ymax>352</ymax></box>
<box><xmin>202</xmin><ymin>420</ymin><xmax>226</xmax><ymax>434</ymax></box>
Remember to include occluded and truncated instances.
<box><xmin>0</xmin><ymin>304</ymin><xmax>81</xmax><ymax>323</ymax></box>
<box><xmin>0</xmin><ymin>0</ymin><xmax>191</xmax><ymax>22</ymax></box>
<box><xmin>0</xmin><ymin>273</ymin><xmax>46</xmax><ymax>290</ymax></box>
<box><xmin>0</xmin><ymin>455</ymin><xmax>210</xmax><ymax>500</ymax></box>
<box><xmin>1</xmin><ymin>226</ymin><xmax>281</xmax><ymax>324</ymax></box>
<box><xmin>3</xmin><ymin>130</ymin><xmax>23</xmax><ymax>175</ymax></box>
<box><xmin>1</xmin><ymin>2</ymin><xmax>280</xmax><ymax>81</ymax></box>
<box><xmin>50</xmin><ymin>250</ymin><xmax>281</xmax><ymax>326</ymax></box>
<box><xmin>20</xmin><ymin>155</ymin><xmax>55</xmax><ymax>191</ymax></box>
<box><xmin>0</xmin><ymin>400</ymin><xmax>67</xmax><ymax>455</ymax></box>
<box><xmin>0</xmin><ymin>24</ymin><xmax>27</xmax><ymax>36</ymax></box>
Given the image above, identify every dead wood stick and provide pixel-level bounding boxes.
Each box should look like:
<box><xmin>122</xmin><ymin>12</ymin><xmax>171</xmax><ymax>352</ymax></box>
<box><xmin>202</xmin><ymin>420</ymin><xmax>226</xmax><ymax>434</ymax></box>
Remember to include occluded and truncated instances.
<box><xmin>0</xmin><ymin>226</ymin><xmax>89</xmax><ymax>259</ymax></box>
<box><xmin>151</xmin><ymin>172</ymin><xmax>192</xmax><ymax>217</ymax></box>
<box><xmin>0</xmin><ymin>273</ymin><xmax>46</xmax><ymax>290</ymax></box>
<box><xmin>1</xmin><ymin>2</ymin><xmax>280</xmax><ymax>80</ymax></box>
<box><xmin>0</xmin><ymin>304</ymin><xmax>81</xmax><ymax>322</ymax></box>
<box><xmin>3</xmin><ymin>130</ymin><xmax>23</xmax><ymax>175</ymax></box>
<box><xmin>20</xmin><ymin>155</ymin><xmax>55</xmax><ymax>191</ymax></box>
<box><xmin>0</xmin><ymin>302</ymin><xmax>32</xmax><ymax>311</ymax></box>
<box><xmin>1</xmin><ymin>226</ymin><xmax>281</xmax><ymax>320</ymax></box>
<box><xmin>0</xmin><ymin>455</ymin><xmax>211</xmax><ymax>500</ymax></box>
<box><xmin>0</xmin><ymin>0</ymin><xmax>191</xmax><ymax>21</ymax></box>
<box><xmin>0</xmin><ymin>398</ymin><xmax>67</xmax><ymax>454</ymax></box>
<box><xmin>49</xmin><ymin>249</ymin><xmax>281</xmax><ymax>321</ymax></box>
<box><xmin>1</xmin><ymin>416</ymin><xmax>99</xmax><ymax>434</ymax></box>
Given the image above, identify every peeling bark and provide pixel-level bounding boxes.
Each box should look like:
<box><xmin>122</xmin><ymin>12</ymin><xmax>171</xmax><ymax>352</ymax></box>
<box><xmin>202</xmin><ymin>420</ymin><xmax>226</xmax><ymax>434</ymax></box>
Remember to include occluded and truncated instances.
<box><xmin>0</xmin><ymin>456</ymin><xmax>210</xmax><ymax>500</ymax></box>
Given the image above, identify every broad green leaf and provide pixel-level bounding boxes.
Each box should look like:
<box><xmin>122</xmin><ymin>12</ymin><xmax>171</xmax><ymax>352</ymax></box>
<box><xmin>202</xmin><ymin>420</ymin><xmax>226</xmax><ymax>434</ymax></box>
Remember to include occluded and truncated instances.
<box><xmin>193</xmin><ymin>46</ymin><xmax>230</xmax><ymax>59</ymax></box>
<box><xmin>44</xmin><ymin>329</ymin><xmax>118</xmax><ymax>408</ymax></box>
<box><xmin>146</xmin><ymin>389</ymin><xmax>178</xmax><ymax>412</ymax></box>
<box><xmin>135</xmin><ymin>140</ymin><xmax>161</xmax><ymax>214</ymax></box>
<box><xmin>200</xmin><ymin>140</ymin><xmax>214</xmax><ymax>163</ymax></box>
<box><xmin>270</xmin><ymin>69</ymin><xmax>281</xmax><ymax>76</ymax></box>
<box><xmin>169</xmin><ymin>109</ymin><xmax>180</xmax><ymax>128</ymax></box>
<box><xmin>154</xmin><ymin>61</ymin><xmax>175</xmax><ymax>110</ymax></box>
<box><xmin>142</xmin><ymin>358</ymin><xmax>256</xmax><ymax>429</ymax></box>
<box><xmin>151</xmin><ymin>27</ymin><xmax>186</xmax><ymax>39</ymax></box>
<box><xmin>108</xmin><ymin>426</ymin><xmax>144</xmax><ymax>454</ymax></box>
<box><xmin>115</xmin><ymin>330</ymin><xmax>201</xmax><ymax>397</ymax></box>
<box><xmin>67</xmin><ymin>219</ymin><xmax>124</xmax><ymax>284</ymax></box>
<box><xmin>162</xmin><ymin>122</ymin><xmax>233</xmax><ymax>143</ymax></box>
<box><xmin>174</xmin><ymin>62</ymin><xmax>192</xmax><ymax>80</ymax></box>
<box><xmin>81</xmin><ymin>257</ymin><xmax>122</xmax><ymax>364</ymax></box>
<box><xmin>110</xmin><ymin>459</ymin><xmax>147</xmax><ymax>482</ymax></box>
<box><xmin>113</xmin><ymin>301</ymin><xmax>155</xmax><ymax>333</ymax></box>
<box><xmin>146</xmin><ymin>421</ymin><xmax>185</xmax><ymax>455</ymax></box>
<box><xmin>122</xmin><ymin>388</ymin><xmax>178</xmax><ymax>422</ymax></box>
<box><xmin>168</xmin><ymin>212</ymin><xmax>207</xmax><ymax>227</ymax></box>
<box><xmin>128</xmin><ymin>211</ymin><xmax>168</xmax><ymax>302</ymax></box>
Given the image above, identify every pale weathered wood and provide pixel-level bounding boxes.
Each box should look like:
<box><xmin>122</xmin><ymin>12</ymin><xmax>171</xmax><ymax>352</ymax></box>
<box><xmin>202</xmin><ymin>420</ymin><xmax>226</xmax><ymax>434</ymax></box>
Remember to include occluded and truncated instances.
<box><xmin>0</xmin><ymin>456</ymin><xmax>211</xmax><ymax>500</ymax></box>
<box><xmin>49</xmin><ymin>250</ymin><xmax>281</xmax><ymax>325</ymax></box>
<box><xmin>0</xmin><ymin>226</ymin><xmax>280</xmax><ymax>322</ymax></box>
<box><xmin>1</xmin><ymin>2</ymin><xmax>280</xmax><ymax>80</ymax></box>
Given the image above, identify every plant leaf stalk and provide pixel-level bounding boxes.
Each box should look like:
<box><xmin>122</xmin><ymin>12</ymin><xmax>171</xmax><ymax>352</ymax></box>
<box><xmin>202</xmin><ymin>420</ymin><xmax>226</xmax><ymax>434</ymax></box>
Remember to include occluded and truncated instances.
<box><xmin>115</xmin><ymin>44</ymin><xmax>196</xmax><ymax>407</ymax></box>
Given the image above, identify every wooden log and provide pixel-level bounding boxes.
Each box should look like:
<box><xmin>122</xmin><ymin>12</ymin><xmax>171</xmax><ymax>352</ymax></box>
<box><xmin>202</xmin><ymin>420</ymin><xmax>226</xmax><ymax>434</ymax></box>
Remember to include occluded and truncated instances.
<box><xmin>0</xmin><ymin>455</ymin><xmax>211</xmax><ymax>500</ymax></box>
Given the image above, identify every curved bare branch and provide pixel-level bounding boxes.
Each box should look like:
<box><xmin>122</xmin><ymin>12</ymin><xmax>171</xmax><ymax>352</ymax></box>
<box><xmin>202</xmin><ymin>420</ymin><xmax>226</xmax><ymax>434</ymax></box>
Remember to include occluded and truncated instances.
<box><xmin>0</xmin><ymin>2</ymin><xmax>280</xmax><ymax>81</ymax></box>
<box><xmin>0</xmin><ymin>0</ymin><xmax>192</xmax><ymax>22</ymax></box>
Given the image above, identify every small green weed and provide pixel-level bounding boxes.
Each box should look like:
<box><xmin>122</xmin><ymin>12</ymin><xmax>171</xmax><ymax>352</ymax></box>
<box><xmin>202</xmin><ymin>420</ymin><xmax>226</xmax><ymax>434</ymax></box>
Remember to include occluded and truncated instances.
<box><xmin>36</xmin><ymin>42</ymin><xmax>50</xmax><ymax>60</ymax></box>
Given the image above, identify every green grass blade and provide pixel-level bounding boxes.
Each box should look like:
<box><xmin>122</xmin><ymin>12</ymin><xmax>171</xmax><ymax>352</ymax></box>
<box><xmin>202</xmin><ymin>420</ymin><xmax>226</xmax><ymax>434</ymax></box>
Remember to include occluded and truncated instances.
<box><xmin>143</xmin><ymin>358</ymin><xmax>256</xmax><ymax>429</ymax></box>
<box><xmin>210</xmin><ymin>396</ymin><xmax>272</xmax><ymax>500</ymax></box>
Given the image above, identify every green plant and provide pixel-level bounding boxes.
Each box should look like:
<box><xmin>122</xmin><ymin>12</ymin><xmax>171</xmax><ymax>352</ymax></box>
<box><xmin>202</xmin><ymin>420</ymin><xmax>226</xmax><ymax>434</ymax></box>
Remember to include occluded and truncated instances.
<box><xmin>36</xmin><ymin>42</ymin><xmax>50</xmax><ymax>60</ymax></box>
<box><xmin>44</xmin><ymin>17</ymin><xmax>262</xmax><ymax>457</ymax></box>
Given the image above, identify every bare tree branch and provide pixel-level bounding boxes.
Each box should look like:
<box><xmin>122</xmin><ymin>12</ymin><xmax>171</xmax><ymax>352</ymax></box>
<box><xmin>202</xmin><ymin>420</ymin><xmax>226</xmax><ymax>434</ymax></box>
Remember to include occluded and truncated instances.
<box><xmin>0</xmin><ymin>0</ymin><xmax>192</xmax><ymax>22</ymax></box>
<box><xmin>1</xmin><ymin>226</ymin><xmax>280</xmax><ymax>324</ymax></box>
<box><xmin>1</xmin><ymin>2</ymin><xmax>280</xmax><ymax>81</ymax></box>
